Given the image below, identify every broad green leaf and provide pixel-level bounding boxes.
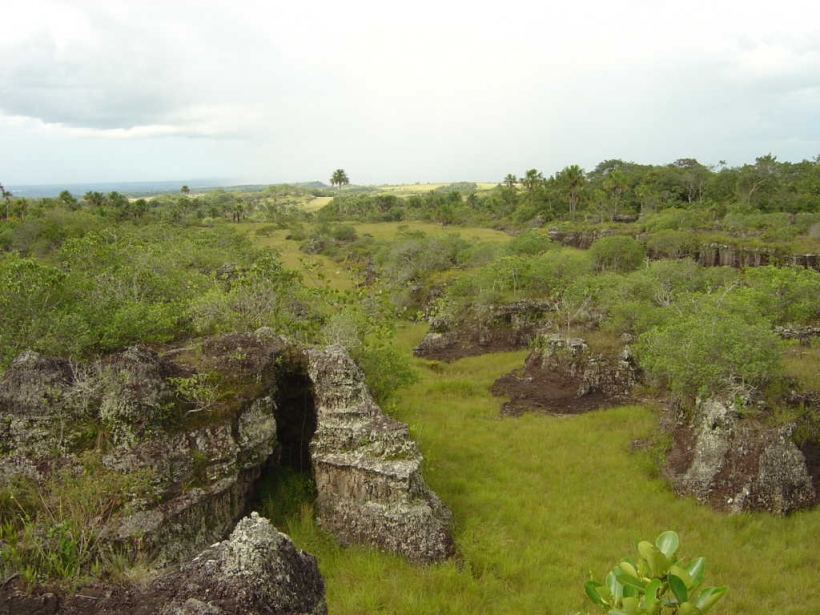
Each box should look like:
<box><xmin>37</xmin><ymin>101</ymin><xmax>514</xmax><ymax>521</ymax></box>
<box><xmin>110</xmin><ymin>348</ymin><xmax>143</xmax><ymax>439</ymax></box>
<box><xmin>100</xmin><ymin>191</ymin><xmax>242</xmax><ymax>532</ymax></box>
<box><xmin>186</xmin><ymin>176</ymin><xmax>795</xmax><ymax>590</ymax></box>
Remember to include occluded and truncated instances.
<box><xmin>638</xmin><ymin>542</ymin><xmax>670</xmax><ymax>577</ymax></box>
<box><xmin>585</xmin><ymin>581</ymin><xmax>608</xmax><ymax>606</ymax></box>
<box><xmin>606</xmin><ymin>571</ymin><xmax>624</xmax><ymax>603</ymax></box>
<box><xmin>622</xmin><ymin>596</ymin><xmax>640</xmax><ymax>614</ymax></box>
<box><xmin>695</xmin><ymin>586</ymin><xmax>727</xmax><ymax>613</ymax></box>
<box><xmin>643</xmin><ymin>579</ymin><xmax>661</xmax><ymax>607</ymax></box>
<box><xmin>670</xmin><ymin>564</ymin><xmax>693</xmax><ymax>588</ymax></box>
<box><xmin>678</xmin><ymin>602</ymin><xmax>702</xmax><ymax>615</ymax></box>
<box><xmin>669</xmin><ymin>574</ymin><xmax>688</xmax><ymax>604</ymax></box>
<box><xmin>656</xmin><ymin>531</ymin><xmax>679</xmax><ymax>559</ymax></box>
<box><xmin>686</xmin><ymin>557</ymin><xmax>706</xmax><ymax>589</ymax></box>
<box><xmin>616</xmin><ymin>572</ymin><xmax>646</xmax><ymax>591</ymax></box>
<box><xmin>619</xmin><ymin>560</ymin><xmax>639</xmax><ymax>578</ymax></box>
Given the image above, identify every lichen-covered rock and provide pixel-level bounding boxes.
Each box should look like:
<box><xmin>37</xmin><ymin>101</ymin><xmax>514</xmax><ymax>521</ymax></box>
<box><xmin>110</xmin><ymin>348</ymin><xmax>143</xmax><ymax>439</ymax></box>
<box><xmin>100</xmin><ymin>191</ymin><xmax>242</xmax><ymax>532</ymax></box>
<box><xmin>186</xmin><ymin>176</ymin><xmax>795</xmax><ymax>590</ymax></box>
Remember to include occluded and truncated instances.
<box><xmin>154</xmin><ymin>512</ymin><xmax>326</xmax><ymax>615</ymax></box>
<box><xmin>529</xmin><ymin>334</ymin><xmax>639</xmax><ymax>397</ymax></box>
<box><xmin>669</xmin><ymin>398</ymin><xmax>815</xmax><ymax>514</ymax></box>
<box><xmin>0</xmin><ymin>351</ymin><xmax>78</xmax><ymax>457</ymax></box>
<box><xmin>414</xmin><ymin>300</ymin><xmax>553</xmax><ymax>361</ymax></box>
<box><xmin>98</xmin><ymin>346</ymin><xmax>184</xmax><ymax>447</ymax></box>
<box><xmin>102</xmin><ymin>394</ymin><xmax>278</xmax><ymax>566</ymax></box>
<box><xmin>307</xmin><ymin>345</ymin><xmax>454</xmax><ymax>563</ymax></box>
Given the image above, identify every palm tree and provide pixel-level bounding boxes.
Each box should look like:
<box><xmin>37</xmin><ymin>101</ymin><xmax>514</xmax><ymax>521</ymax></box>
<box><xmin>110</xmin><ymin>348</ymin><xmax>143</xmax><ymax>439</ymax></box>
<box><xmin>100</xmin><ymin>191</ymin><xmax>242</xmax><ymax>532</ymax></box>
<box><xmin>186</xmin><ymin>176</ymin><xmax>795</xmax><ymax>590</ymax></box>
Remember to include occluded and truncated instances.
<box><xmin>503</xmin><ymin>173</ymin><xmax>518</xmax><ymax>188</ymax></box>
<box><xmin>0</xmin><ymin>183</ymin><xmax>11</xmax><ymax>220</ymax></box>
<box><xmin>330</xmin><ymin>169</ymin><xmax>350</xmax><ymax>192</ymax></box>
<box><xmin>557</xmin><ymin>165</ymin><xmax>586</xmax><ymax>220</ymax></box>
<box><xmin>181</xmin><ymin>185</ymin><xmax>190</xmax><ymax>196</ymax></box>
<box><xmin>521</xmin><ymin>169</ymin><xmax>544</xmax><ymax>196</ymax></box>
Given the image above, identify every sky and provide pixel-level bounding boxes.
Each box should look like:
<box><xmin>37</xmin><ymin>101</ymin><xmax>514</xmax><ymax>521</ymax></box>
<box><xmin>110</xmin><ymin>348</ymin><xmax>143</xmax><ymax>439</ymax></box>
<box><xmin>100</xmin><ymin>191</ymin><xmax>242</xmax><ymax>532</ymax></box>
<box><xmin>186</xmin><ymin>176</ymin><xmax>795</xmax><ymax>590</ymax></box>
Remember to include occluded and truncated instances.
<box><xmin>1</xmin><ymin>0</ymin><xmax>819</xmax><ymax>187</ymax></box>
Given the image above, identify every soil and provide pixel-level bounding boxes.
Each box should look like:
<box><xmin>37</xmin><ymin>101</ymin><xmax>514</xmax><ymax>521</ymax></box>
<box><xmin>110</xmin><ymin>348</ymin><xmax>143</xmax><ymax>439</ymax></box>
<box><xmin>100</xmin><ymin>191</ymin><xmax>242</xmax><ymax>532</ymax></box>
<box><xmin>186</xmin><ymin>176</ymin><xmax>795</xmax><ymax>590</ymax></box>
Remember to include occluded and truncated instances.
<box><xmin>0</xmin><ymin>582</ymin><xmax>168</xmax><ymax>615</ymax></box>
<box><xmin>490</xmin><ymin>364</ymin><xmax>626</xmax><ymax>417</ymax></box>
<box><xmin>414</xmin><ymin>328</ymin><xmax>534</xmax><ymax>362</ymax></box>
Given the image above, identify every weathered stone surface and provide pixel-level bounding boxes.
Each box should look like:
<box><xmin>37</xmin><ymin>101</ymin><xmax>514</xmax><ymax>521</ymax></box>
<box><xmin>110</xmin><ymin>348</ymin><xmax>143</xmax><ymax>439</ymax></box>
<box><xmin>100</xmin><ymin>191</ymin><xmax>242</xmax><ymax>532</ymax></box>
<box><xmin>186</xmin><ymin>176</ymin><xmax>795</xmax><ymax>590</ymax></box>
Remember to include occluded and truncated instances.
<box><xmin>529</xmin><ymin>334</ymin><xmax>639</xmax><ymax>398</ymax></box>
<box><xmin>414</xmin><ymin>300</ymin><xmax>553</xmax><ymax>361</ymax></box>
<box><xmin>154</xmin><ymin>512</ymin><xmax>326</xmax><ymax>615</ymax></box>
<box><xmin>0</xmin><ymin>351</ymin><xmax>78</xmax><ymax>457</ymax></box>
<box><xmin>307</xmin><ymin>345</ymin><xmax>454</xmax><ymax>563</ymax></box>
<box><xmin>98</xmin><ymin>346</ymin><xmax>184</xmax><ymax>447</ymax></box>
<box><xmin>1</xmin><ymin>514</ymin><xmax>327</xmax><ymax>615</ymax></box>
<box><xmin>669</xmin><ymin>398</ymin><xmax>815</xmax><ymax>514</ymax></box>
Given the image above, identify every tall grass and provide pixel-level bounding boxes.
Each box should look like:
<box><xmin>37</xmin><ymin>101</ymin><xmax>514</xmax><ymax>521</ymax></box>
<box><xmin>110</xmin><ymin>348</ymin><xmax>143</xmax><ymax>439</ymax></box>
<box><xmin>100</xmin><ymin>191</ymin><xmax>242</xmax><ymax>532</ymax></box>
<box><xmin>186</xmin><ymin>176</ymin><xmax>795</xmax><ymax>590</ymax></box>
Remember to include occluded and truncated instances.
<box><xmin>276</xmin><ymin>323</ymin><xmax>820</xmax><ymax>614</ymax></box>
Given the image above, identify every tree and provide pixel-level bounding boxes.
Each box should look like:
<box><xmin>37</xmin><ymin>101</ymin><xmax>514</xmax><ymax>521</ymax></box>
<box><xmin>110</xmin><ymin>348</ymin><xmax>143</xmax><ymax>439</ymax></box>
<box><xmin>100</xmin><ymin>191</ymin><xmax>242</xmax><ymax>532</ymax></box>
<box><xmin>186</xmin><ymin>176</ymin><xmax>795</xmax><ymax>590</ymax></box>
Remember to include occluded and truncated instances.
<box><xmin>556</xmin><ymin>165</ymin><xmax>586</xmax><ymax>220</ymax></box>
<box><xmin>0</xmin><ymin>183</ymin><xmax>12</xmax><ymax>220</ymax></box>
<box><xmin>521</xmin><ymin>169</ymin><xmax>544</xmax><ymax>196</ymax></box>
<box><xmin>503</xmin><ymin>173</ymin><xmax>518</xmax><ymax>188</ymax></box>
<box><xmin>330</xmin><ymin>169</ymin><xmax>350</xmax><ymax>192</ymax></box>
<box><xmin>181</xmin><ymin>185</ymin><xmax>191</xmax><ymax>197</ymax></box>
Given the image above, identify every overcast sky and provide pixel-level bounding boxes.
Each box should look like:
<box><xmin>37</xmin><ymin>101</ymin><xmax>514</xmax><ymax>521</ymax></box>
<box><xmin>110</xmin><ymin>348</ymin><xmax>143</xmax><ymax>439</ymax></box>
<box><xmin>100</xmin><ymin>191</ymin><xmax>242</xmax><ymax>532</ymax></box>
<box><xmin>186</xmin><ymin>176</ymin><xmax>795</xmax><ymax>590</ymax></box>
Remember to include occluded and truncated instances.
<box><xmin>2</xmin><ymin>0</ymin><xmax>819</xmax><ymax>187</ymax></box>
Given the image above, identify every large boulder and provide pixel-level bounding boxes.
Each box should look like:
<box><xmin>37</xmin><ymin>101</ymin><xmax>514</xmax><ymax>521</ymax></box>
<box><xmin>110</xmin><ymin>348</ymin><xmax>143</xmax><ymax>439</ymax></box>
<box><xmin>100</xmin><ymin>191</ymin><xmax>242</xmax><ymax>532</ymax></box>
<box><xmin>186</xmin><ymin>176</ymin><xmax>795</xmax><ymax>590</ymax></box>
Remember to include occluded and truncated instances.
<box><xmin>154</xmin><ymin>512</ymin><xmax>326</xmax><ymax>615</ymax></box>
<box><xmin>668</xmin><ymin>397</ymin><xmax>815</xmax><ymax>514</ymax></box>
<box><xmin>307</xmin><ymin>345</ymin><xmax>454</xmax><ymax>563</ymax></box>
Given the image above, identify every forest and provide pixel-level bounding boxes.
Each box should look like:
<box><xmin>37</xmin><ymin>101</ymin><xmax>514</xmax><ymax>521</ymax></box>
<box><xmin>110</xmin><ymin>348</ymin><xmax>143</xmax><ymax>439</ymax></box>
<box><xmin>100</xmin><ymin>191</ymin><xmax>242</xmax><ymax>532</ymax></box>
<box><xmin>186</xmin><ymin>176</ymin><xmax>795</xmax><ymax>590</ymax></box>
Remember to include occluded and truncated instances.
<box><xmin>1</xmin><ymin>154</ymin><xmax>820</xmax><ymax>614</ymax></box>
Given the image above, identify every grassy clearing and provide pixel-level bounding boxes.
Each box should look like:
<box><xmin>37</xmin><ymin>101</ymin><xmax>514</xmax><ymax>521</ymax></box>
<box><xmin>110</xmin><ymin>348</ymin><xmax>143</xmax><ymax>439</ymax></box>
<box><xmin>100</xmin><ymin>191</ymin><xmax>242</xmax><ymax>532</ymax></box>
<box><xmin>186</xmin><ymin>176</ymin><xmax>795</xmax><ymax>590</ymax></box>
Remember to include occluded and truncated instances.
<box><xmin>236</xmin><ymin>223</ymin><xmax>355</xmax><ymax>292</ymax></box>
<box><xmin>304</xmin><ymin>196</ymin><xmax>333</xmax><ymax>212</ymax></box>
<box><xmin>279</xmin><ymin>323</ymin><xmax>820</xmax><ymax>615</ymax></box>
<box><xmin>353</xmin><ymin>221</ymin><xmax>510</xmax><ymax>242</ymax></box>
<box><xmin>782</xmin><ymin>339</ymin><xmax>820</xmax><ymax>391</ymax></box>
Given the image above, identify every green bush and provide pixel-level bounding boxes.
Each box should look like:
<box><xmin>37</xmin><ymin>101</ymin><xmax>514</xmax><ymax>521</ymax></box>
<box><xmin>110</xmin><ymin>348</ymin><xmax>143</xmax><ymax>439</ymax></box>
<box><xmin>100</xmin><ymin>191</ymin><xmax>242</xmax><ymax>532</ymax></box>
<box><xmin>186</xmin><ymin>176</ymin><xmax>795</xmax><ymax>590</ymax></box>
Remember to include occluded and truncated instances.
<box><xmin>590</xmin><ymin>236</ymin><xmax>646</xmax><ymax>272</ymax></box>
<box><xmin>585</xmin><ymin>530</ymin><xmax>726</xmax><ymax>614</ymax></box>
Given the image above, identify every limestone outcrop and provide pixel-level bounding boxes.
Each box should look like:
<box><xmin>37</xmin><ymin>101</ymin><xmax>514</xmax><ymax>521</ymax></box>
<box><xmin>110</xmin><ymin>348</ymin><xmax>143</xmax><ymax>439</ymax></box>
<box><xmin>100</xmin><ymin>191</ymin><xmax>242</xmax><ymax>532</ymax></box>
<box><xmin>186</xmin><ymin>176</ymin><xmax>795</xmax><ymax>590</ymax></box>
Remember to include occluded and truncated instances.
<box><xmin>153</xmin><ymin>512</ymin><xmax>327</xmax><ymax>615</ymax></box>
<box><xmin>667</xmin><ymin>397</ymin><xmax>815</xmax><ymax>514</ymax></box>
<box><xmin>0</xmin><ymin>513</ymin><xmax>327</xmax><ymax>615</ymax></box>
<box><xmin>414</xmin><ymin>299</ymin><xmax>553</xmax><ymax>361</ymax></box>
<box><xmin>307</xmin><ymin>345</ymin><xmax>454</xmax><ymax>563</ymax></box>
<box><xmin>0</xmin><ymin>333</ymin><xmax>453</xmax><ymax>574</ymax></box>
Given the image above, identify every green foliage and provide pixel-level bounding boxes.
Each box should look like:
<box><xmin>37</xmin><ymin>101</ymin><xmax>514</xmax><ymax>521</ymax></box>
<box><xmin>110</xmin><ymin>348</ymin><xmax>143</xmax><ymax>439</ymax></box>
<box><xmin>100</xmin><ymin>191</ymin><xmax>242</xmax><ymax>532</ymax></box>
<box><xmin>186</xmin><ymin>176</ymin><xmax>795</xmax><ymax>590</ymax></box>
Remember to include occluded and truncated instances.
<box><xmin>590</xmin><ymin>235</ymin><xmax>646</xmax><ymax>272</ymax></box>
<box><xmin>637</xmin><ymin>303</ymin><xmax>782</xmax><ymax>396</ymax></box>
<box><xmin>0</xmin><ymin>453</ymin><xmax>154</xmax><ymax>587</ymax></box>
<box><xmin>504</xmin><ymin>229</ymin><xmax>556</xmax><ymax>256</ymax></box>
<box><xmin>585</xmin><ymin>530</ymin><xmax>726</xmax><ymax>615</ymax></box>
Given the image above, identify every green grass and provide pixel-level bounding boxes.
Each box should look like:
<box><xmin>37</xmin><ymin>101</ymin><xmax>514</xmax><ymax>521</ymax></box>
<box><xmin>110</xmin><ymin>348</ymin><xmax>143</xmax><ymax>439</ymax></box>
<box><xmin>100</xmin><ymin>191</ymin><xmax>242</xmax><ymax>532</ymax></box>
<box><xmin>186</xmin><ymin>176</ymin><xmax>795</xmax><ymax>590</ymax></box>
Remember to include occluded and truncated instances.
<box><xmin>782</xmin><ymin>340</ymin><xmax>820</xmax><ymax>391</ymax></box>
<box><xmin>353</xmin><ymin>221</ymin><xmax>510</xmax><ymax>242</ymax></box>
<box><xmin>277</xmin><ymin>323</ymin><xmax>820</xmax><ymax>614</ymax></box>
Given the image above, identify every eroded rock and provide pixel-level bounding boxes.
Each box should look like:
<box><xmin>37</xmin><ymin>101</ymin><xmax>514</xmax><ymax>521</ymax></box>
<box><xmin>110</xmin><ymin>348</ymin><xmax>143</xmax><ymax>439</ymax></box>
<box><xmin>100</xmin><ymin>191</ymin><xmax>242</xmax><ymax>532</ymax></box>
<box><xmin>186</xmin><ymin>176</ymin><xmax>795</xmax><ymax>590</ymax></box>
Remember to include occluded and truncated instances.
<box><xmin>154</xmin><ymin>512</ymin><xmax>327</xmax><ymax>615</ymax></box>
<box><xmin>668</xmin><ymin>397</ymin><xmax>815</xmax><ymax>514</ymax></box>
<box><xmin>307</xmin><ymin>345</ymin><xmax>454</xmax><ymax>563</ymax></box>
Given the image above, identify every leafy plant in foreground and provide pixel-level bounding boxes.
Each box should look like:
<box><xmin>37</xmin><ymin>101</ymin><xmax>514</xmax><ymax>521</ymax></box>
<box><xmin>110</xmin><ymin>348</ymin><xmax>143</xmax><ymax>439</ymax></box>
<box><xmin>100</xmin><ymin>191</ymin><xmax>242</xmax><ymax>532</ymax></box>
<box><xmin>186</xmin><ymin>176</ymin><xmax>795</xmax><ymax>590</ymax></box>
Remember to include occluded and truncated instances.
<box><xmin>585</xmin><ymin>530</ymin><xmax>726</xmax><ymax>614</ymax></box>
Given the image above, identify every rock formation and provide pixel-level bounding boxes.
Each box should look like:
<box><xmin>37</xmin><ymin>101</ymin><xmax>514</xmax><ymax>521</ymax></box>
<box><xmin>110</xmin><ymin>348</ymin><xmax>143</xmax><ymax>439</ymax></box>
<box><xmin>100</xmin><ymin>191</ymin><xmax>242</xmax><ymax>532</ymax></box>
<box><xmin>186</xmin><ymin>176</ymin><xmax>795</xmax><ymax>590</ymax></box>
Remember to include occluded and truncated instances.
<box><xmin>0</xmin><ymin>333</ymin><xmax>453</xmax><ymax>581</ymax></box>
<box><xmin>153</xmin><ymin>512</ymin><xmax>327</xmax><ymax>615</ymax></box>
<box><xmin>307</xmin><ymin>345</ymin><xmax>454</xmax><ymax>563</ymax></box>
<box><xmin>667</xmin><ymin>397</ymin><xmax>815</xmax><ymax>514</ymax></box>
<box><xmin>0</xmin><ymin>513</ymin><xmax>327</xmax><ymax>615</ymax></box>
<box><xmin>414</xmin><ymin>299</ymin><xmax>553</xmax><ymax>361</ymax></box>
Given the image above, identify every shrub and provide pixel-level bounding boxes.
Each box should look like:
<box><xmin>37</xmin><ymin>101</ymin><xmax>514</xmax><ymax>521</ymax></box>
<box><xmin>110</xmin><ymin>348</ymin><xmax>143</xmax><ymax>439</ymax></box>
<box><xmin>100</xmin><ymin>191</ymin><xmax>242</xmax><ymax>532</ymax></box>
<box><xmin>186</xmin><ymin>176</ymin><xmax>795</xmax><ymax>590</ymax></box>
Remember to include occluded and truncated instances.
<box><xmin>585</xmin><ymin>530</ymin><xmax>727</xmax><ymax>614</ymax></box>
<box><xmin>590</xmin><ymin>235</ymin><xmax>646</xmax><ymax>272</ymax></box>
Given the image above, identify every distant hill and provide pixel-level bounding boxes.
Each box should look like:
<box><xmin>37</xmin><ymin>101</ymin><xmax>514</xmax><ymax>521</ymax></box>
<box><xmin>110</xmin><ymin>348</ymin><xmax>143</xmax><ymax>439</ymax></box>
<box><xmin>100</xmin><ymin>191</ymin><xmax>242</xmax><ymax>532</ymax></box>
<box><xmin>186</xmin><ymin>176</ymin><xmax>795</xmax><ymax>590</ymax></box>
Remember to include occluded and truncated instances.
<box><xmin>7</xmin><ymin>179</ymin><xmax>331</xmax><ymax>198</ymax></box>
<box><xmin>8</xmin><ymin>179</ymin><xmax>226</xmax><ymax>199</ymax></box>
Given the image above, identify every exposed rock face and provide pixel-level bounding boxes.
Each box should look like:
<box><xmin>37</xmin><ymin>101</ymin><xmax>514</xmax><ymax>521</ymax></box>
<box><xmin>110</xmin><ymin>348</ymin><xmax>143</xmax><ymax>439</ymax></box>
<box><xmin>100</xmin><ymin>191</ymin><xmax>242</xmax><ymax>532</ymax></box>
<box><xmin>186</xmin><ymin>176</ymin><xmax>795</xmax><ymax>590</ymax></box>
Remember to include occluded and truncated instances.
<box><xmin>98</xmin><ymin>346</ymin><xmax>186</xmax><ymax>447</ymax></box>
<box><xmin>154</xmin><ymin>512</ymin><xmax>327</xmax><ymax>615</ymax></box>
<box><xmin>0</xmin><ymin>350</ymin><xmax>77</xmax><ymax>457</ymax></box>
<box><xmin>307</xmin><ymin>345</ymin><xmax>454</xmax><ymax>563</ymax></box>
<box><xmin>529</xmin><ymin>334</ymin><xmax>639</xmax><ymax>398</ymax></box>
<box><xmin>491</xmin><ymin>333</ymin><xmax>638</xmax><ymax>416</ymax></box>
<box><xmin>0</xmin><ymin>513</ymin><xmax>326</xmax><ymax>615</ymax></box>
<box><xmin>414</xmin><ymin>299</ymin><xmax>553</xmax><ymax>361</ymax></box>
<box><xmin>668</xmin><ymin>398</ymin><xmax>815</xmax><ymax>514</ymax></box>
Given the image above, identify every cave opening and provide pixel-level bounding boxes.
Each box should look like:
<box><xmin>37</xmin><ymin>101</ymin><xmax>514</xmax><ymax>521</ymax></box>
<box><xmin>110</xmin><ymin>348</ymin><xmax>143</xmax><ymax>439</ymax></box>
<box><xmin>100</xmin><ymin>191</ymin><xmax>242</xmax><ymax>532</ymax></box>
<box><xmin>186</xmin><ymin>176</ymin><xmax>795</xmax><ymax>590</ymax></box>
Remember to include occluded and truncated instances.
<box><xmin>251</xmin><ymin>355</ymin><xmax>319</xmax><ymax>526</ymax></box>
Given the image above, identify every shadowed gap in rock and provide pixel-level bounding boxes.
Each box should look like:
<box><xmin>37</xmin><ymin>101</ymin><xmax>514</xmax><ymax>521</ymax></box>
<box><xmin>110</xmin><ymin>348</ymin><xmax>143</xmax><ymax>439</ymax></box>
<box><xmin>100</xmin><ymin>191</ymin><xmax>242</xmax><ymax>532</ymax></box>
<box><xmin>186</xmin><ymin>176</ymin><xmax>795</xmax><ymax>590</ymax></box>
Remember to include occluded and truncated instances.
<box><xmin>251</xmin><ymin>356</ymin><xmax>318</xmax><ymax>525</ymax></box>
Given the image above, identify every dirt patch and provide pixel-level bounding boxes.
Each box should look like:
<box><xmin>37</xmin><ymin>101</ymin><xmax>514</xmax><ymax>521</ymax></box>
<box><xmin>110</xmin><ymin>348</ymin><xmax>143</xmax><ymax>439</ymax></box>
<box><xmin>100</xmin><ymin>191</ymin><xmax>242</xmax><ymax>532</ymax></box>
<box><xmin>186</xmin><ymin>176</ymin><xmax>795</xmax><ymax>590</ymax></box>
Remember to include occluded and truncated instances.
<box><xmin>414</xmin><ymin>327</ymin><xmax>534</xmax><ymax>362</ymax></box>
<box><xmin>490</xmin><ymin>364</ymin><xmax>626</xmax><ymax>416</ymax></box>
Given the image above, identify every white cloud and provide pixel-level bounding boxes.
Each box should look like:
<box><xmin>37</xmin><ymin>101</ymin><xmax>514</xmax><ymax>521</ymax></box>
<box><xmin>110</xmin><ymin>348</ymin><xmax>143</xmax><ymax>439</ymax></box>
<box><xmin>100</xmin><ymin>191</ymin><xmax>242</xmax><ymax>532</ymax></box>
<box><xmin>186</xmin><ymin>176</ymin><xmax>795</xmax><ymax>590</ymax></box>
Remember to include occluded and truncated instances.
<box><xmin>1</xmin><ymin>0</ymin><xmax>819</xmax><ymax>184</ymax></box>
